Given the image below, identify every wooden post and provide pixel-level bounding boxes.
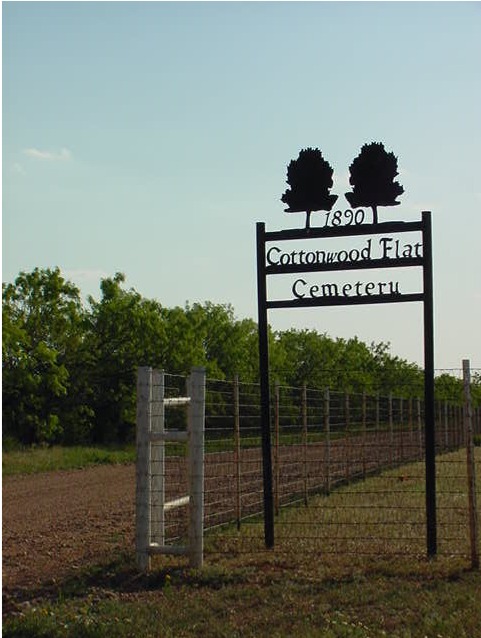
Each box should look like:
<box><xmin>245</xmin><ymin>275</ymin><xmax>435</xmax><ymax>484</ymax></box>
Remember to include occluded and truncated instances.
<box><xmin>400</xmin><ymin>397</ymin><xmax>404</xmax><ymax>462</ymax></box>
<box><xmin>463</xmin><ymin>360</ymin><xmax>479</xmax><ymax>569</ymax></box>
<box><xmin>362</xmin><ymin>391</ymin><xmax>367</xmax><ymax>479</ymax></box>
<box><xmin>324</xmin><ymin>387</ymin><xmax>331</xmax><ymax>494</ymax></box>
<box><xmin>417</xmin><ymin>398</ymin><xmax>423</xmax><ymax>460</ymax></box>
<box><xmin>449</xmin><ymin>404</ymin><xmax>454</xmax><ymax>448</ymax></box>
<box><xmin>233</xmin><ymin>375</ymin><xmax>241</xmax><ymax>530</ymax></box>
<box><xmin>408</xmin><ymin>397</ymin><xmax>413</xmax><ymax>459</ymax></box>
<box><xmin>136</xmin><ymin>366</ymin><xmax>152</xmax><ymax>571</ymax></box>
<box><xmin>444</xmin><ymin>400</ymin><xmax>449</xmax><ymax>450</ymax></box>
<box><xmin>187</xmin><ymin>367</ymin><xmax>205</xmax><ymax>569</ymax></box>
<box><xmin>274</xmin><ymin>382</ymin><xmax>280</xmax><ymax>515</ymax></box>
<box><xmin>389</xmin><ymin>392</ymin><xmax>394</xmax><ymax>466</ymax></box>
<box><xmin>151</xmin><ymin>369</ymin><xmax>165</xmax><ymax>546</ymax></box>
<box><xmin>302</xmin><ymin>384</ymin><xmax>308</xmax><ymax>506</ymax></box>
<box><xmin>450</xmin><ymin>402</ymin><xmax>454</xmax><ymax>448</ymax></box>
<box><xmin>376</xmin><ymin>393</ymin><xmax>380</xmax><ymax>470</ymax></box>
<box><xmin>345</xmin><ymin>393</ymin><xmax>350</xmax><ymax>483</ymax></box>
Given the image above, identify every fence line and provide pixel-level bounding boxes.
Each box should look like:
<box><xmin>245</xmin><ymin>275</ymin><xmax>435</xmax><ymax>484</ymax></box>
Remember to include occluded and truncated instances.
<box><xmin>139</xmin><ymin>368</ymin><xmax>481</xmax><ymax>564</ymax></box>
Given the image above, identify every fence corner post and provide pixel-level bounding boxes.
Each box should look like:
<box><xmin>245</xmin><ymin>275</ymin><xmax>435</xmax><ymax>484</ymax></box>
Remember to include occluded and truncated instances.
<box><xmin>136</xmin><ymin>366</ymin><xmax>152</xmax><ymax>572</ymax></box>
<box><xmin>187</xmin><ymin>367</ymin><xmax>206</xmax><ymax>569</ymax></box>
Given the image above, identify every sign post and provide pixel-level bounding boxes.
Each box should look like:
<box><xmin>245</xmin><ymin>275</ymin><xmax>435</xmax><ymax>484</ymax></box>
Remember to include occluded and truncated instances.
<box><xmin>256</xmin><ymin>206</ymin><xmax>436</xmax><ymax>555</ymax></box>
<box><xmin>256</xmin><ymin>221</ymin><xmax>275</xmax><ymax>549</ymax></box>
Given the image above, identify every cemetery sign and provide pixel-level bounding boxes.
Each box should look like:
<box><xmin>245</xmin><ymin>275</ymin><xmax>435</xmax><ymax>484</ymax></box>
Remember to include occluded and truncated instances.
<box><xmin>256</xmin><ymin>144</ymin><xmax>436</xmax><ymax>557</ymax></box>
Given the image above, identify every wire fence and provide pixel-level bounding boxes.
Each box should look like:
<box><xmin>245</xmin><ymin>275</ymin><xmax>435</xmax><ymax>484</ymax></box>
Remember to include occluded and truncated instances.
<box><xmin>144</xmin><ymin>368</ymin><xmax>480</xmax><ymax>564</ymax></box>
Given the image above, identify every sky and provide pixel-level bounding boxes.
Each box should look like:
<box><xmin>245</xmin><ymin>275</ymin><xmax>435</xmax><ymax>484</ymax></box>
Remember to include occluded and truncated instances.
<box><xmin>3</xmin><ymin>1</ymin><xmax>481</xmax><ymax>371</ymax></box>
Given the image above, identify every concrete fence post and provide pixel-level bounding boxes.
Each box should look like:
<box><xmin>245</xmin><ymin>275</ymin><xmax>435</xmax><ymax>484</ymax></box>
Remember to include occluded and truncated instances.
<box><xmin>151</xmin><ymin>369</ymin><xmax>165</xmax><ymax>546</ymax></box>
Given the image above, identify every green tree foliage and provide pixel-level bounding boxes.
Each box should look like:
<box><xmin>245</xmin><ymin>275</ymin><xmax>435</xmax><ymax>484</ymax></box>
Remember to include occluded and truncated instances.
<box><xmin>3</xmin><ymin>267</ymin><xmax>473</xmax><ymax>447</ymax></box>
<box><xmin>184</xmin><ymin>302</ymin><xmax>259</xmax><ymax>381</ymax></box>
<box><xmin>2</xmin><ymin>268</ymin><xmax>86</xmax><ymax>444</ymax></box>
<box><xmin>271</xmin><ymin>330</ymin><xmax>423</xmax><ymax>396</ymax></box>
<box><xmin>86</xmin><ymin>273</ymin><xmax>167</xmax><ymax>443</ymax></box>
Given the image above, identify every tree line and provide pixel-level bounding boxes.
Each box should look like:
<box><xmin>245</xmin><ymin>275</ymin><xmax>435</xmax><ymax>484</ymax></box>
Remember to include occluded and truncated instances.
<box><xmin>3</xmin><ymin>268</ymin><xmax>478</xmax><ymax>446</ymax></box>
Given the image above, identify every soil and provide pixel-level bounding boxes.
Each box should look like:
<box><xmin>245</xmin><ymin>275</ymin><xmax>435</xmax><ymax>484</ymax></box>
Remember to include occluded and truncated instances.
<box><xmin>2</xmin><ymin>464</ymin><xmax>136</xmax><ymax>615</ymax></box>
<box><xmin>2</xmin><ymin>431</ymin><xmax>424</xmax><ymax>617</ymax></box>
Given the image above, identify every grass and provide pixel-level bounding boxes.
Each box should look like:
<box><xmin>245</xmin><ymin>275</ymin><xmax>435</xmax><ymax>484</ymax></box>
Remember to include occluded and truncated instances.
<box><xmin>4</xmin><ymin>550</ymin><xmax>480</xmax><ymax>637</ymax></box>
<box><xmin>0</xmin><ymin>429</ymin><xmax>355</xmax><ymax>476</ymax></box>
<box><xmin>2</xmin><ymin>445</ymin><xmax>136</xmax><ymax>476</ymax></box>
<box><xmin>2</xmin><ymin>419</ymin><xmax>408</xmax><ymax>476</ymax></box>
<box><xmin>4</xmin><ymin>449</ymin><xmax>480</xmax><ymax>637</ymax></box>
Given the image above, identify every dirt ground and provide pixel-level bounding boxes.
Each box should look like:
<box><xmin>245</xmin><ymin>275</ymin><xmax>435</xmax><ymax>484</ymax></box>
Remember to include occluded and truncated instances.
<box><xmin>1</xmin><ymin>432</ymin><xmax>425</xmax><ymax>617</ymax></box>
<box><xmin>2</xmin><ymin>464</ymin><xmax>136</xmax><ymax>615</ymax></box>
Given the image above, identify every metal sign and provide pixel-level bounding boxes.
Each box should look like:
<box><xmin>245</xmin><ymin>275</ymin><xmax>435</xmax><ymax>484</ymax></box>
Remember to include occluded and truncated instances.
<box><xmin>256</xmin><ymin>144</ymin><xmax>435</xmax><ymax>556</ymax></box>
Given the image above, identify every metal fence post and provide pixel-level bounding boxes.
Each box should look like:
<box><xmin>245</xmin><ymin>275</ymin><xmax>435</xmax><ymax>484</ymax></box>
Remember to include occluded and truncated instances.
<box><xmin>187</xmin><ymin>367</ymin><xmax>205</xmax><ymax>569</ymax></box>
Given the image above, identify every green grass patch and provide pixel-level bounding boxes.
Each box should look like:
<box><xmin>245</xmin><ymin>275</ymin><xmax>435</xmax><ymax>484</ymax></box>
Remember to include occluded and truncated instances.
<box><xmin>2</xmin><ymin>445</ymin><xmax>135</xmax><ymax>476</ymax></box>
<box><xmin>4</xmin><ymin>552</ymin><xmax>480</xmax><ymax>637</ymax></box>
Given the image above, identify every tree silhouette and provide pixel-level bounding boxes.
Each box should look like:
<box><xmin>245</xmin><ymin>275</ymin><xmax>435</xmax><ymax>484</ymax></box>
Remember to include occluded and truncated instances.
<box><xmin>345</xmin><ymin>142</ymin><xmax>404</xmax><ymax>224</ymax></box>
<box><xmin>281</xmin><ymin>148</ymin><xmax>338</xmax><ymax>229</ymax></box>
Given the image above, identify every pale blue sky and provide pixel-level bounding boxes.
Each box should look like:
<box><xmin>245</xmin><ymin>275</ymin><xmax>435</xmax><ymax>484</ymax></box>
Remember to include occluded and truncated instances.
<box><xmin>3</xmin><ymin>1</ymin><xmax>481</xmax><ymax>369</ymax></box>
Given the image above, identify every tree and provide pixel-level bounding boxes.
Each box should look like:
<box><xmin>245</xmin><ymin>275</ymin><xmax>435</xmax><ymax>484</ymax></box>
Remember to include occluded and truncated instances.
<box><xmin>345</xmin><ymin>142</ymin><xmax>404</xmax><ymax>224</ymax></box>
<box><xmin>184</xmin><ymin>302</ymin><xmax>259</xmax><ymax>382</ymax></box>
<box><xmin>281</xmin><ymin>148</ymin><xmax>338</xmax><ymax>229</ymax></box>
<box><xmin>2</xmin><ymin>268</ymin><xmax>86</xmax><ymax>444</ymax></box>
<box><xmin>434</xmin><ymin>373</ymin><xmax>463</xmax><ymax>404</ymax></box>
<box><xmin>86</xmin><ymin>273</ymin><xmax>168</xmax><ymax>443</ymax></box>
<box><xmin>273</xmin><ymin>329</ymin><xmax>338</xmax><ymax>389</ymax></box>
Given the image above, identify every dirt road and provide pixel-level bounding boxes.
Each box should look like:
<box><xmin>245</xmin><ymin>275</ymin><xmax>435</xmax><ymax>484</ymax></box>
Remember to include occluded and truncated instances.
<box><xmin>2</xmin><ymin>464</ymin><xmax>136</xmax><ymax>611</ymax></box>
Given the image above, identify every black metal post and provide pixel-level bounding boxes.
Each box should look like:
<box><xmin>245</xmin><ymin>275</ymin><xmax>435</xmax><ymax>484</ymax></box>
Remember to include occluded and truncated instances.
<box><xmin>422</xmin><ymin>211</ymin><xmax>437</xmax><ymax>557</ymax></box>
<box><xmin>256</xmin><ymin>222</ymin><xmax>275</xmax><ymax>548</ymax></box>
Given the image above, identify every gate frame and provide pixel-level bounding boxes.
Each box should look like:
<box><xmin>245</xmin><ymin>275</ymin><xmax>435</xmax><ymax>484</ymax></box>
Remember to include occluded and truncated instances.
<box><xmin>256</xmin><ymin>212</ymin><xmax>436</xmax><ymax>556</ymax></box>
